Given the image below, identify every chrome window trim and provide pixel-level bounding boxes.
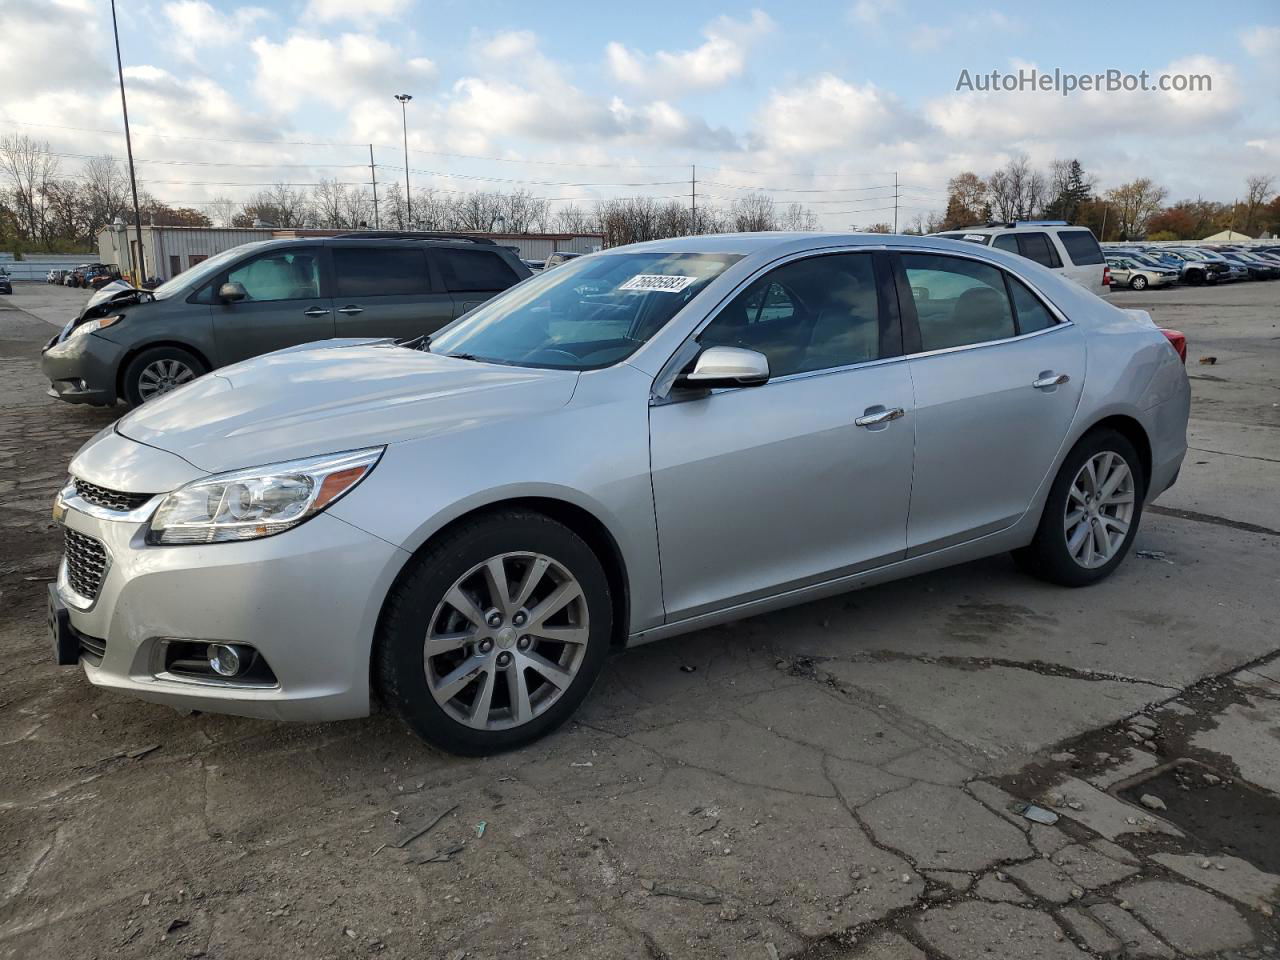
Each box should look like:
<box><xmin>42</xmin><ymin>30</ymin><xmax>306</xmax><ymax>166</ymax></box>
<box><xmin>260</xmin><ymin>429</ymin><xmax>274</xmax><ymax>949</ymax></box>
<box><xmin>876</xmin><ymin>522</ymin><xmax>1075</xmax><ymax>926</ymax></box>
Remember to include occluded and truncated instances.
<box><xmin>652</xmin><ymin>243</ymin><xmax>1074</xmax><ymax>401</ymax></box>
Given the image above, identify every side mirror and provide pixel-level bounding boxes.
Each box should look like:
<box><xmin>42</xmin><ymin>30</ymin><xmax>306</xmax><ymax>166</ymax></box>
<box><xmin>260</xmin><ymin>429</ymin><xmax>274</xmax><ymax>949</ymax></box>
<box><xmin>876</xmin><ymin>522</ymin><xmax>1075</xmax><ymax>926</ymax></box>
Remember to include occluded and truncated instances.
<box><xmin>675</xmin><ymin>345</ymin><xmax>770</xmax><ymax>391</ymax></box>
<box><xmin>218</xmin><ymin>281</ymin><xmax>248</xmax><ymax>303</ymax></box>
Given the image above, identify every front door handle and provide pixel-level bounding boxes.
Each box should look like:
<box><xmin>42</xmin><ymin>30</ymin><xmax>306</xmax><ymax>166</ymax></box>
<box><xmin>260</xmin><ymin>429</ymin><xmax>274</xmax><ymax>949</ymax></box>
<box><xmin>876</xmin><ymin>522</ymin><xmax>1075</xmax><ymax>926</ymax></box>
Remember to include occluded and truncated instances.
<box><xmin>1033</xmin><ymin>373</ymin><xmax>1070</xmax><ymax>389</ymax></box>
<box><xmin>303</xmin><ymin>306</ymin><xmax>331</xmax><ymax>318</ymax></box>
<box><xmin>855</xmin><ymin>406</ymin><xmax>905</xmax><ymax>428</ymax></box>
<box><xmin>336</xmin><ymin>305</ymin><xmax>363</xmax><ymax>316</ymax></box>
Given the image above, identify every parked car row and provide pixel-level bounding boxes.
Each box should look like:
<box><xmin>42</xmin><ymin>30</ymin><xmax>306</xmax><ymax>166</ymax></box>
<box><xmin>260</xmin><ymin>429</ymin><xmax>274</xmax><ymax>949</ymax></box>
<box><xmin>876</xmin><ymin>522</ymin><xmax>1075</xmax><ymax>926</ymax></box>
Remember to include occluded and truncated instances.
<box><xmin>930</xmin><ymin>221</ymin><xmax>1111</xmax><ymax>296</ymax></box>
<box><xmin>1103</xmin><ymin>243</ymin><xmax>1280</xmax><ymax>289</ymax></box>
<box><xmin>48</xmin><ymin>264</ymin><xmax>123</xmax><ymax>288</ymax></box>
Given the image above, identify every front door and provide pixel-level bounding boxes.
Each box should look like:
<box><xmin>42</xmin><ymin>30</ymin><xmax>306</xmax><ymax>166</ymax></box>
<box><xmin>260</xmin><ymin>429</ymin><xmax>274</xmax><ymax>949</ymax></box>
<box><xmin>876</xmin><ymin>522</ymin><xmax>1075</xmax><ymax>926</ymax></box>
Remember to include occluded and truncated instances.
<box><xmin>211</xmin><ymin>246</ymin><xmax>334</xmax><ymax>365</ymax></box>
<box><xmin>650</xmin><ymin>251</ymin><xmax>916</xmax><ymax>622</ymax></box>
<box><xmin>895</xmin><ymin>251</ymin><xmax>1086</xmax><ymax>554</ymax></box>
<box><xmin>329</xmin><ymin>243</ymin><xmax>454</xmax><ymax>341</ymax></box>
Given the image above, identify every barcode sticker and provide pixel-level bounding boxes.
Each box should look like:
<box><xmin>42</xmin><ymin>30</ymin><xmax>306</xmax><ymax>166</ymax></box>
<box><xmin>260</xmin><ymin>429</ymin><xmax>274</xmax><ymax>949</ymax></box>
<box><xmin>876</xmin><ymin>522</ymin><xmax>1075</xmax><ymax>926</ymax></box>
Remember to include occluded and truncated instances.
<box><xmin>617</xmin><ymin>274</ymin><xmax>698</xmax><ymax>293</ymax></box>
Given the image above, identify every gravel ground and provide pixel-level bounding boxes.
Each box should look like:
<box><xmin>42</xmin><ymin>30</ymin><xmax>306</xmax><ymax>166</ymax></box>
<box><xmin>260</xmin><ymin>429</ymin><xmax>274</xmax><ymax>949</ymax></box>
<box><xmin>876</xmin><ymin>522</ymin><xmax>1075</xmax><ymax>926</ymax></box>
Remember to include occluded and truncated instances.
<box><xmin>1</xmin><ymin>280</ymin><xmax>1278</xmax><ymax>959</ymax></box>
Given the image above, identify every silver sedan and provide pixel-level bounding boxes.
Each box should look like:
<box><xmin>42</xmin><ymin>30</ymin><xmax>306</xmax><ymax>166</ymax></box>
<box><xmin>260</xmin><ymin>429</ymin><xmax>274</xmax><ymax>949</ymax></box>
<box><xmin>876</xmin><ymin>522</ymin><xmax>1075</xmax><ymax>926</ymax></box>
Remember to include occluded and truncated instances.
<box><xmin>50</xmin><ymin>233</ymin><xmax>1190</xmax><ymax>754</ymax></box>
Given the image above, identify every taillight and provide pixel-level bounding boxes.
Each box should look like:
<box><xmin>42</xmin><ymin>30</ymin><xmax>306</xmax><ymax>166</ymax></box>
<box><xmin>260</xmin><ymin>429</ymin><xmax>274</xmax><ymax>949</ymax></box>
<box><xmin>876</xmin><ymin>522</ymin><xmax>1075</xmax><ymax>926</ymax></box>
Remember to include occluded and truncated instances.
<box><xmin>1102</xmin><ymin>265</ymin><xmax>1112</xmax><ymax>286</ymax></box>
<box><xmin>1160</xmin><ymin>328</ymin><xmax>1187</xmax><ymax>363</ymax></box>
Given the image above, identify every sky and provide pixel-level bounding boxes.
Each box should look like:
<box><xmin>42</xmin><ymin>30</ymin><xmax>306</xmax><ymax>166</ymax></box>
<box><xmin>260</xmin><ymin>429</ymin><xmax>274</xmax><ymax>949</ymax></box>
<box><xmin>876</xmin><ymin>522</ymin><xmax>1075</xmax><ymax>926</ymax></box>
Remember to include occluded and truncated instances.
<box><xmin>2</xmin><ymin>0</ymin><xmax>1277</xmax><ymax>230</ymax></box>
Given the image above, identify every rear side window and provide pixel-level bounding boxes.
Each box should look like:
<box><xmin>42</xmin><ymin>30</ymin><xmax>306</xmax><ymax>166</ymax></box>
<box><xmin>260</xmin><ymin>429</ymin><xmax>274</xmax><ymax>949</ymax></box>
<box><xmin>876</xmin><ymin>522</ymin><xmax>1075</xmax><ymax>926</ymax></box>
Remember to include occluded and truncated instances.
<box><xmin>901</xmin><ymin>254</ymin><xmax>1015</xmax><ymax>351</ymax></box>
<box><xmin>333</xmin><ymin>247</ymin><xmax>431</xmax><ymax>297</ymax></box>
<box><xmin>1016</xmin><ymin>232</ymin><xmax>1062</xmax><ymax>268</ymax></box>
<box><xmin>1056</xmin><ymin>229</ymin><xmax>1103</xmax><ymax>265</ymax></box>
<box><xmin>435</xmin><ymin>248</ymin><xmax>520</xmax><ymax>292</ymax></box>
<box><xmin>1007</xmin><ymin>276</ymin><xmax>1057</xmax><ymax>334</ymax></box>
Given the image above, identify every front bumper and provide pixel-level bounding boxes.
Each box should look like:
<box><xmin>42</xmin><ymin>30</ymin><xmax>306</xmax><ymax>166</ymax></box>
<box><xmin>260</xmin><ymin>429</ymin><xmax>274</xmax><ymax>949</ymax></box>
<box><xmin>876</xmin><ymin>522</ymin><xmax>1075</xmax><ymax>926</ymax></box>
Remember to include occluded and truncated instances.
<box><xmin>54</xmin><ymin>484</ymin><xmax>409</xmax><ymax>722</ymax></box>
<box><xmin>41</xmin><ymin>331</ymin><xmax>124</xmax><ymax>405</ymax></box>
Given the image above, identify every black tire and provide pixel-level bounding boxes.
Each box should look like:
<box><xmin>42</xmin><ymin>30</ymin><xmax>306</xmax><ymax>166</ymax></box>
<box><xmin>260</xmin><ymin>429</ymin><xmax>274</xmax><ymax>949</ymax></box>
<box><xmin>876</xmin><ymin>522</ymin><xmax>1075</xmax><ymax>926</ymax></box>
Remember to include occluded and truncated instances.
<box><xmin>376</xmin><ymin>510</ymin><xmax>613</xmax><ymax>755</ymax></box>
<box><xmin>1013</xmin><ymin>429</ymin><xmax>1145</xmax><ymax>588</ymax></box>
<box><xmin>1186</xmin><ymin>270</ymin><xmax>1203</xmax><ymax>285</ymax></box>
<box><xmin>1129</xmin><ymin>274</ymin><xmax>1147</xmax><ymax>290</ymax></box>
<box><xmin>120</xmin><ymin>346</ymin><xmax>207</xmax><ymax>407</ymax></box>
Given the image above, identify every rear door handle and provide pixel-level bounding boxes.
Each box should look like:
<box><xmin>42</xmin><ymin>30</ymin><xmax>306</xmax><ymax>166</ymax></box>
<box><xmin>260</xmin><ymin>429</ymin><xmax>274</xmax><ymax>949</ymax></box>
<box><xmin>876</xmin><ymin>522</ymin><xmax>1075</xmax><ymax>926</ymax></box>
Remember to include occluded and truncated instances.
<box><xmin>336</xmin><ymin>305</ymin><xmax>363</xmax><ymax>316</ymax></box>
<box><xmin>1033</xmin><ymin>373</ymin><xmax>1070</xmax><ymax>389</ymax></box>
<box><xmin>854</xmin><ymin>406</ymin><xmax>905</xmax><ymax>428</ymax></box>
<box><xmin>303</xmin><ymin>306</ymin><xmax>331</xmax><ymax>318</ymax></box>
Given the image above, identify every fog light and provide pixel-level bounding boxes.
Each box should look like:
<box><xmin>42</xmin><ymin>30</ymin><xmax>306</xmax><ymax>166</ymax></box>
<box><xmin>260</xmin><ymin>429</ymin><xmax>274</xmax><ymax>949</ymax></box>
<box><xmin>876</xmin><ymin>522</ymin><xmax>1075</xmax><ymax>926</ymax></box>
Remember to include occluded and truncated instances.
<box><xmin>207</xmin><ymin>643</ymin><xmax>251</xmax><ymax>677</ymax></box>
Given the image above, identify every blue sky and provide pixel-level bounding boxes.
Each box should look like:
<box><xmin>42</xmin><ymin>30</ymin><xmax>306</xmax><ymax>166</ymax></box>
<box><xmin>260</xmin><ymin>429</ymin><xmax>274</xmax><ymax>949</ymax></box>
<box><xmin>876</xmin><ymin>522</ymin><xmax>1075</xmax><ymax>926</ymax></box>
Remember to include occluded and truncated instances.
<box><xmin>3</xmin><ymin>0</ymin><xmax>1277</xmax><ymax>228</ymax></box>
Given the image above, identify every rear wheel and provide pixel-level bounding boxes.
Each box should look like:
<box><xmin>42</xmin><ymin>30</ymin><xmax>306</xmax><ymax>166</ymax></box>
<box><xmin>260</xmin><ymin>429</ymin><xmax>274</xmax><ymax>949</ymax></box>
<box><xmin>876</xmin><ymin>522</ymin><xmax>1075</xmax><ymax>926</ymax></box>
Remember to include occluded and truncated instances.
<box><xmin>376</xmin><ymin>510</ymin><xmax>613</xmax><ymax>755</ymax></box>
<box><xmin>1013</xmin><ymin>429</ymin><xmax>1144</xmax><ymax>587</ymax></box>
<box><xmin>121</xmin><ymin>346</ymin><xmax>206</xmax><ymax>406</ymax></box>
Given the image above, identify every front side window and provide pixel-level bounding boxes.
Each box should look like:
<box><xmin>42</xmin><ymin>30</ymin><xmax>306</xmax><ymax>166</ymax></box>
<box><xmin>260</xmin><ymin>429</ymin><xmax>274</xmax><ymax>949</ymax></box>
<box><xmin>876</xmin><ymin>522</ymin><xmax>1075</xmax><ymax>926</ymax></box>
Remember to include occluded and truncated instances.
<box><xmin>1056</xmin><ymin>229</ymin><xmax>1103</xmax><ymax>265</ymax></box>
<box><xmin>429</xmin><ymin>251</ymin><xmax>740</xmax><ymax>370</ymax></box>
<box><xmin>698</xmin><ymin>253</ymin><xmax>882</xmax><ymax>378</ymax></box>
<box><xmin>333</xmin><ymin>247</ymin><xmax>431</xmax><ymax>297</ymax></box>
<box><xmin>435</xmin><ymin>248</ymin><xmax>520</xmax><ymax>292</ymax></box>
<box><xmin>901</xmin><ymin>253</ymin><xmax>1015</xmax><ymax>351</ymax></box>
<box><xmin>225</xmin><ymin>249</ymin><xmax>321</xmax><ymax>302</ymax></box>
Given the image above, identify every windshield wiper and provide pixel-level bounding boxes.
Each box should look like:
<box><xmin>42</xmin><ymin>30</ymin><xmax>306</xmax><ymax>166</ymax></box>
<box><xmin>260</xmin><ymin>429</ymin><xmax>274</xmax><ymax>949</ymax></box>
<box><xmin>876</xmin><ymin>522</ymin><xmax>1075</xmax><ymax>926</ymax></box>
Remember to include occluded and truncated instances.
<box><xmin>445</xmin><ymin>352</ymin><xmax>484</xmax><ymax>362</ymax></box>
<box><xmin>396</xmin><ymin>334</ymin><xmax>432</xmax><ymax>352</ymax></box>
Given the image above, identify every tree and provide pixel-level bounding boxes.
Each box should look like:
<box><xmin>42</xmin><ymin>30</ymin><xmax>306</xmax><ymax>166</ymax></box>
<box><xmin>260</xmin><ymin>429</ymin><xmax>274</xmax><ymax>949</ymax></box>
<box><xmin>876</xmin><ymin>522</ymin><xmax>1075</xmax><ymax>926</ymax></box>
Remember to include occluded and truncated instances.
<box><xmin>730</xmin><ymin>193</ymin><xmax>776</xmax><ymax>232</ymax></box>
<box><xmin>554</xmin><ymin>203</ymin><xmax>597</xmax><ymax>233</ymax></box>
<box><xmin>239</xmin><ymin>183</ymin><xmax>310</xmax><ymax>228</ymax></box>
<box><xmin>1104</xmin><ymin>178</ymin><xmax>1168</xmax><ymax>239</ymax></box>
<box><xmin>941</xmin><ymin>171</ymin><xmax>988</xmax><ymax>228</ymax></box>
<box><xmin>987</xmin><ymin>155</ymin><xmax>1045</xmax><ymax>222</ymax></box>
<box><xmin>1145</xmin><ymin>204</ymin><xmax>1198</xmax><ymax>240</ymax></box>
<box><xmin>208</xmin><ymin>196</ymin><xmax>241</xmax><ymax>228</ymax></box>
<box><xmin>0</xmin><ymin>134</ymin><xmax>60</xmax><ymax>246</ymax></box>
<box><xmin>861</xmin><ymin>222</ymin><xmax>893</xmax><ymax>233</ymax></box>
<box><xmin>779</xmin><ymin>202</ymin><xmax>820</xmax><ymax>232</ymax></box>
<box><xmin>1043</xmin><ymin>159</ymin><xmax>1092</xmax><ymax>221</ymax></box>
<box><xmin>1241</xmin><ymin>175</ymin><xmax>1275</xmax><ymax>235</ymax></box>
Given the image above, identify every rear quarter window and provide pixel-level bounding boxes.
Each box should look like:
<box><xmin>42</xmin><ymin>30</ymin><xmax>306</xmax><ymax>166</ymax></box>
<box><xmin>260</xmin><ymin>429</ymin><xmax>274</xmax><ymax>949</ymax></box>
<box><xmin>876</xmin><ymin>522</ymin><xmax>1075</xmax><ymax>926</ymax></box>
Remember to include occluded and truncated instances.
<box><xmin>1056</xmin><ymin>230</ymin><xmax>1104</xmax><ymax>265</ymax></box>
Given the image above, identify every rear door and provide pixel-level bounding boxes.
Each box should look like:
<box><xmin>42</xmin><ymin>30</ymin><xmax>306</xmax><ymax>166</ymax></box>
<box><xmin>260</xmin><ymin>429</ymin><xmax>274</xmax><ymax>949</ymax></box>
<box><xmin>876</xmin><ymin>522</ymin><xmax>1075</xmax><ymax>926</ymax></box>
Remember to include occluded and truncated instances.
<box><xmin>431</xmin><ymin>247</ymin><xmax>524</xmax><ymax>318</ymax></box>
<box><xmin>209</xmin><ymin>245</ymin><xmax>334</xmax><ymax>365</ymax></box>
<box><xmin>328</xmin><ymin>242</ymin><xmax>453</xmax><ymax>340</ymax></box>
<box><xmin>894</xmin><ymin>250</ymin><xmax>1086</xmax><ymax>555</ymax></box>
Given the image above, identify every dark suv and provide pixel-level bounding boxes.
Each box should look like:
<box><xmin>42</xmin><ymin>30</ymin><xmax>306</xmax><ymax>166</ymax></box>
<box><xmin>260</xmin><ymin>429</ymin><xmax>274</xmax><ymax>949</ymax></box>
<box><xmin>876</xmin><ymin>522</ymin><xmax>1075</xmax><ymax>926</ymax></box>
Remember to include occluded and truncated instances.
<box><xmin>41</xmin><ymin>233</ymin><xmax>531</xmax><ymax>406</ymax></box>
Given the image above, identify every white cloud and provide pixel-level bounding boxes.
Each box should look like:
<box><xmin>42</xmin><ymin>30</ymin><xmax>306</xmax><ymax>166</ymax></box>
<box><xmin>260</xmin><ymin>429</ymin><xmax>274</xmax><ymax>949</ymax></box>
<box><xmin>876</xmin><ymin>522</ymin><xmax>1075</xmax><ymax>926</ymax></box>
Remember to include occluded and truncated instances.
<box><xmin>849</xmin><ymin>0</ymin><xmax>900</xmax><ymax>25</ymax></box>
<box><xmin>251</xmin><ymin>32</ymin><xmax>436</xmax><ymax>110</ymax></box>
<box><xmin>304</xmin><ymin>0</ymin><xmax>411</xmax><ymax>22</ymax></box>
<box><xmin>752</xmin><ymin>74</ymin><xmax>921</xmax><ymax>154</ymax></box>
<box><xmin>606</xmin><ymin>10</ymin><xmax>774</xmax><ymax>97</ymax></box>
<box><xmin>909</xmin><ymin>25</ymin><xmax>951</xmax><ymax>51</ymax></box>
<box><xmin>162</xmin><ymin>1</ymin><xmax>269</xmax><ymax>58</ymax></box>
<box><xmin>1241</xmin><ymin>25</ymin><xmax>1280</xmax><ymax>58</ymax></box>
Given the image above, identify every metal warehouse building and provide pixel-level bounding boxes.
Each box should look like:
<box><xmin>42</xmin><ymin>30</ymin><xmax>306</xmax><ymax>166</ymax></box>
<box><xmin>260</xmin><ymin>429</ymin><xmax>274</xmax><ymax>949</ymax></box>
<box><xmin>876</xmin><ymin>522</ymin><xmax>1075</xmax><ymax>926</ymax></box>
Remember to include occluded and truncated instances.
<box><xmin>97</xmin><ymin>226</ymin><xmax>604</xmax><ymax>283</ymax></box>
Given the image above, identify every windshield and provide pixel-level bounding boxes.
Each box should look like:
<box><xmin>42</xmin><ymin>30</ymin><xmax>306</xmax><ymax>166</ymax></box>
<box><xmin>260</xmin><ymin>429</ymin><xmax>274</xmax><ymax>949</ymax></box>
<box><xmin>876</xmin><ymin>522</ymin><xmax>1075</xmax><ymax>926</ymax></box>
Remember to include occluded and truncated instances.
<box><xmin>150</xmin><ymin>242</ymin><xmax>269</xmax><ymax>300</ymax></box>
<box><xmin>428</xmin><ymin>251</ymin><xmax>741</xmax><ymax>370</ymax></box>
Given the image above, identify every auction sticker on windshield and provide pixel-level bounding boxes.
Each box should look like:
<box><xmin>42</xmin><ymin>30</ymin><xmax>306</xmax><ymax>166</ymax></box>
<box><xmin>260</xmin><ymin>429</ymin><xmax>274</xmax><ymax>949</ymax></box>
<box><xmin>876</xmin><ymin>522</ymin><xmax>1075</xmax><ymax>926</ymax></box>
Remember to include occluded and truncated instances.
<box><xmin>618</xmin><ymin>274</ymin><xmax>699</xmax><ymax>293</ymax></box>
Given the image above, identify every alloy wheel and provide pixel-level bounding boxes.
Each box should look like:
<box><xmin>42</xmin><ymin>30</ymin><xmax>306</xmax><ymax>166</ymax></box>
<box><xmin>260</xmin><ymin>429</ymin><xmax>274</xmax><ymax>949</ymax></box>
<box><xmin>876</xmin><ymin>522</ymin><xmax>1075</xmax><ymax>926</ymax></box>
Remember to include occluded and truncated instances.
<box><xmin>137</xmin><ymin>358</ymin><xmax>196</xmax><ymax>400</ymax></box>
<box><xmin>424</xmin><ymin>552</ymin><xmax>590</xmax><ymax>730</ymax></box>
<box><xmin>1064</xmin><ymin>451</ymin><xmax>1135</xmax><ymax>569</ymax></box>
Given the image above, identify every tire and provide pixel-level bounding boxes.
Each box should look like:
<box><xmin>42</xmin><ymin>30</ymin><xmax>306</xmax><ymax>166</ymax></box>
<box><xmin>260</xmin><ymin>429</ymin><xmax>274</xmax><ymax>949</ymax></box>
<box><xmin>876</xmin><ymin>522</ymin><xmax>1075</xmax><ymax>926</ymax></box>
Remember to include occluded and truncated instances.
<box><xmin>1186</xmin><ymin>270</ymin><xmax>1203</xmax><ymax>285</ymax></box>
<box><xmin>376</xmin><ymin>510</ymin><xmax>613</xmax><ymax>755</ymax></box>
<box><xmin>1013</xmin><ymin>429</ymin><xmax>1145</xmax><ymax>588</ymax></box>
<box><xmin>120</xmin><ymin>346</ymin><xmax>206</xmax><ymax>406</ymax></box>
<box><xmin>1129</xmin><ymin>274</ymin><xmax>1148</xmax><ymax>290</ymax></box>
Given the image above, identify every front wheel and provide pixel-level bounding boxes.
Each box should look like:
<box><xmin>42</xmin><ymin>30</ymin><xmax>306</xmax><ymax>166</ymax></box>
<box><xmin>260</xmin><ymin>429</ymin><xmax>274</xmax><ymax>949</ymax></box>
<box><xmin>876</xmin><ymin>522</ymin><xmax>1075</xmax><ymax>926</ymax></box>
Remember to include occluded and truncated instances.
<box><xmin>376</xmin><ymin>510</ymin><xmax>613</xmax><ymax>755</ymax></box>
<box><xmin>1129</xmin><ymin>274</ymin><xmax>1148</xmax><ymax>290</ymax></box>
<box><xmin>121</xmin><ymin>346</ymin><xmax>206</xmax><ymax>406</ymax></box>
<box><xmin>1013</xmin><ymin>429</ymin><xmax>1144</xmax><ymax>587</ymax></box>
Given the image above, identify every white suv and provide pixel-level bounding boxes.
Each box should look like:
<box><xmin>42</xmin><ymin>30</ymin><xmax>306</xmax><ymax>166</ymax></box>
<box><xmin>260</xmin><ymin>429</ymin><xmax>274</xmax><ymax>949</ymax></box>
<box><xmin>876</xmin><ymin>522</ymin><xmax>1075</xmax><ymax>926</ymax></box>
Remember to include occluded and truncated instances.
<box><xmin>932</xmin><ymin>222</ymin><xmax>1110</xmax><ymax>296</ymax></box>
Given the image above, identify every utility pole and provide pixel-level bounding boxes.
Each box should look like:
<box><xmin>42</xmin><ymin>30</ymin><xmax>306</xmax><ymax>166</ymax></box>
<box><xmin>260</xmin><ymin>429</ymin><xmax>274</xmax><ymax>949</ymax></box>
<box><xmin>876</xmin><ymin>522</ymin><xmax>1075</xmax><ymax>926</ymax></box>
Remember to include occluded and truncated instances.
<box><xmin>1099</xmin><ymin>203</ymin><xmax>1108</xmax><ymax>242</ymax></box>
<box><xmin>690</xmin><ymin>164</ymin><xmax>697</xmax><ymax>235</ymax></box>
<box><xmin>893</xmin><ymin>171</ymin><xmax>899</xmax><ymax>234</ymax></box>
<box><xmin>395</xmin><ymin>94</ymin><xmax>413</xmax><ymax>227</ymax></box>
<box><xmin>368</xmin><ymin>144</ymin><xmax>379</xmax><ymax>229</ymax></box>
<box><xmin>110</xmin><ymin>0</ymin><xmax>145</xmax><ymax>283</ymax></box>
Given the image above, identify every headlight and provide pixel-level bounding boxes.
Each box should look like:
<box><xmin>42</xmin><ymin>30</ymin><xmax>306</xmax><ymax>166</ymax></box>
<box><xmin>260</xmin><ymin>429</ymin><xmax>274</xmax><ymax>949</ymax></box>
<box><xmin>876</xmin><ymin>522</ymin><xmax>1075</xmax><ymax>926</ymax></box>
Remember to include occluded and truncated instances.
<box><xmin>69</xmin><ymin>314</ymin><xmax>124</xmax><ymax>338</ymax></box>
<box><xmin>145</xmin><ymin>447</ymin><xmax>383</xmax><ymax>545</ymax></box>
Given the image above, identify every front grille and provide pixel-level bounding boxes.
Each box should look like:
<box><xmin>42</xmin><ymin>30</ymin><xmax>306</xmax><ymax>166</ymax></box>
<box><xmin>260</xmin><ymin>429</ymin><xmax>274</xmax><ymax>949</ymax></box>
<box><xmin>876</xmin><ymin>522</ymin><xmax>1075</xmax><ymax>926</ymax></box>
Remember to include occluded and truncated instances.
<box><xmin>64</xmin><ymin>529</ymin><xmax>108</xmax><ymax>601</ymax></box>
<box><xmin>73</xmin><ymin>478</ymin><xmax>153</xmax><ymax>513</ymax></box>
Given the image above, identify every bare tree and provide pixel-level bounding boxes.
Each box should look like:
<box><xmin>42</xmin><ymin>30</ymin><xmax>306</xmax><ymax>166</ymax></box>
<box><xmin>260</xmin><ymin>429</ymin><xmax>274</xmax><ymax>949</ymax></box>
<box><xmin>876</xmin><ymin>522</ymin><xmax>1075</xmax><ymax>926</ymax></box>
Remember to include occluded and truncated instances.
<box><xmin>553</xmin><ymin>203</ymin><xmax>597</xmax><ymax>233</ymax></box>
<box><xmin>0</xmin><ymin>134</ymin><xmax>60</xmax><ymax>246</ymax></box>
<box><xmin>987</xmin><ymin>155</ymin><xmax>1044</xmax><ymax>221</ymax></box>
<box><xmin>208</xmin><ymin>196</ymin><xmax>242</xmax><ymax>228</ymax></box>
<box><xmin>311</xmin><ymin>178</ymin><xmax>346</xmax><ymax>228</ymax></box>
<box><xmin>498</xmin><ymin>190</ymin><xmax>551</xmax><ymax>233</ymax></box>
<box><xmin>1104</xmin><ymin>178</ymin><xmax>1168</xmax><ymax>239</ymax></box>
<box><xmin>730</xmin><ymin>193</ymin><xmax>777</xmax><ymax>232</ymax></box>
<box><xmin>779</xmin><ymin>202</ymin><xmax>820</xmax><ymax>231</ymax></box>
<box><xmin>1242</xmin><ymin>174</ymin><xmax>1276</xmax><ymax>234</ymax></box>
<box><xmin>861</xmin><ymin>222</ymin><xmax>894</xmax><ymax>233</ymax></box>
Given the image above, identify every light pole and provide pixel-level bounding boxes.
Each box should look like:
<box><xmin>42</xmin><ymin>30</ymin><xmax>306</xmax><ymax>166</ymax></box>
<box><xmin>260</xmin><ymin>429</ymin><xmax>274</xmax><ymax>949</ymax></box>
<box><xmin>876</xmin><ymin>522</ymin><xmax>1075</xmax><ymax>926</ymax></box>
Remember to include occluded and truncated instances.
<box><xmin>394</xmin><ymin>94</ymin><xmax>413</xmax><ymax>228</ymax></box>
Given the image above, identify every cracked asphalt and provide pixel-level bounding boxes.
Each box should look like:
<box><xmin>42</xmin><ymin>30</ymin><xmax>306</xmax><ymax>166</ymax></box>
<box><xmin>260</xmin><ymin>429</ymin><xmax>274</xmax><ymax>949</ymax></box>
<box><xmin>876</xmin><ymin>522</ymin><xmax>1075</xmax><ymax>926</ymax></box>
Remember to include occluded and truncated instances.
<box><xmin>1</xmin><ymin>282</ymin><xmax>1278</xmax><ymax>959</ymax></box>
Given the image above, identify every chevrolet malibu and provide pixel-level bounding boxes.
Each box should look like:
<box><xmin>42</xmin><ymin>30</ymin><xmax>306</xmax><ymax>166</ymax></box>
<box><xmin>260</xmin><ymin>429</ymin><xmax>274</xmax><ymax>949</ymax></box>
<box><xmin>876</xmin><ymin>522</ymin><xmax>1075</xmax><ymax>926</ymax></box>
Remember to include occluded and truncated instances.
<box><xmin>49</xmin><ymin>233</ymin><xmax>1190</xmax><ymax>755</ymax></box>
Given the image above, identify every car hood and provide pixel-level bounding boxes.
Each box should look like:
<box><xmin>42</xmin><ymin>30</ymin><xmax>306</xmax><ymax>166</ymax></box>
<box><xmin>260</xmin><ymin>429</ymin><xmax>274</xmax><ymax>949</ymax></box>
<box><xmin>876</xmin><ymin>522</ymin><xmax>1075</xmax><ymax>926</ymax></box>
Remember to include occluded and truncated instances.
<box><xmin>115</xmin><ymin>340</ymin><xmax>580</xmax><ymax>474</ymax></box>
